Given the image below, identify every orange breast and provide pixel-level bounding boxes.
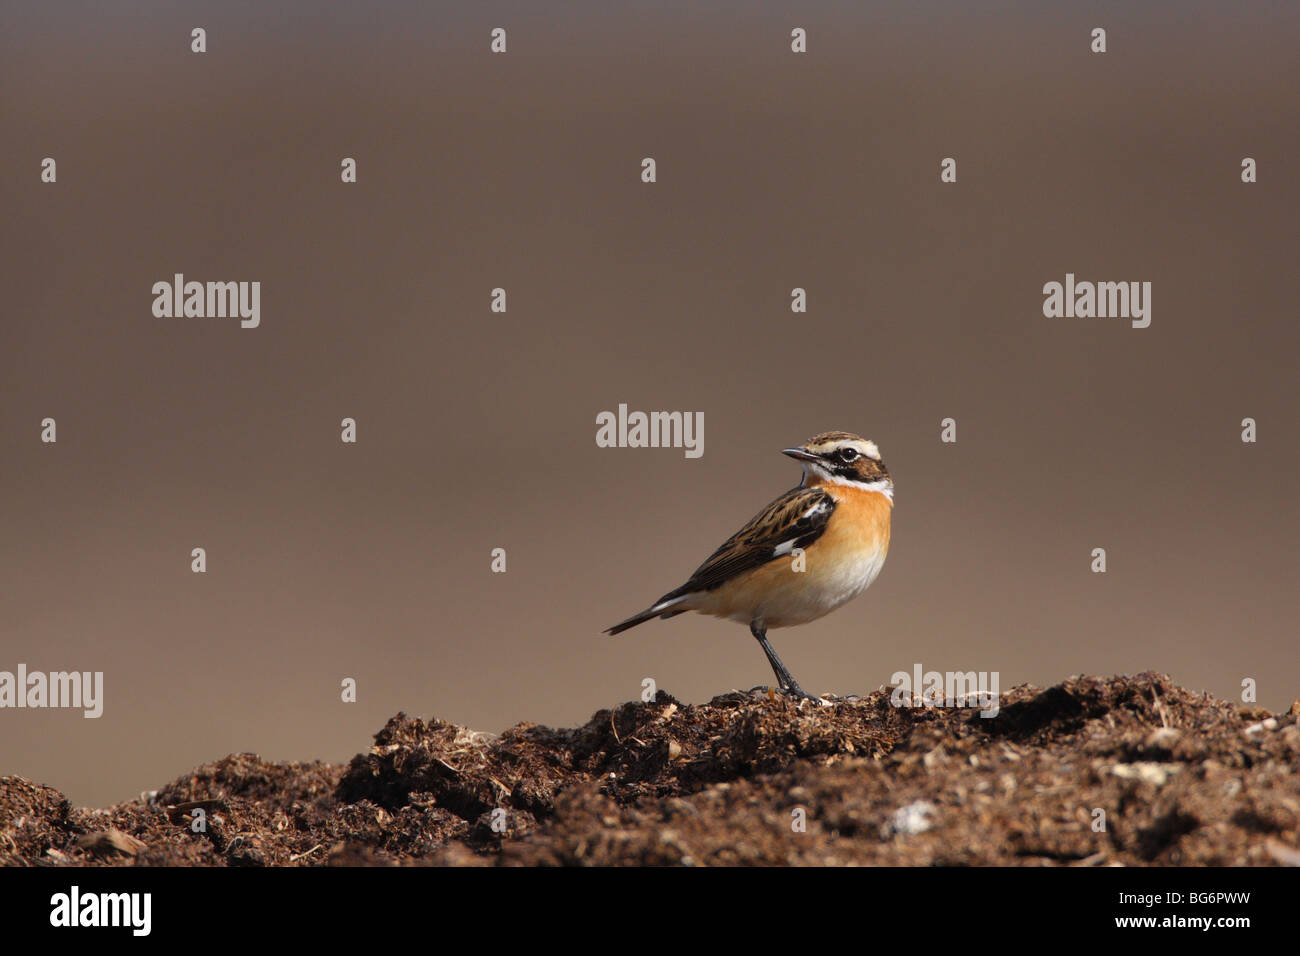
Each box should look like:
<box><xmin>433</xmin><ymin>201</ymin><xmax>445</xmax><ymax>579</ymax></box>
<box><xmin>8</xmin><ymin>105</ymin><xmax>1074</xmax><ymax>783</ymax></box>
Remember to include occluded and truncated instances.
<box><xmin>690</xmin><ymin>483</ymin><xmax>892</xmax><ymax>628</ymax></box>
<box><xmin>815</xmin><ymin>482</ymin><xmax>892</xmax><ymax>557</ymax></box>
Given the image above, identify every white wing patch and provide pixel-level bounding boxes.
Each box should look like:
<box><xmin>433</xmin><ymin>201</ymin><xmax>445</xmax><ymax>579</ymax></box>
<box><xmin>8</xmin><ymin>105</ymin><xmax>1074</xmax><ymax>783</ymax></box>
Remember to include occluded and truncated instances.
<box><xmin>774</xmin><ymin>499</ymin><xmax>831</xmax><ymax>556</ymax></box>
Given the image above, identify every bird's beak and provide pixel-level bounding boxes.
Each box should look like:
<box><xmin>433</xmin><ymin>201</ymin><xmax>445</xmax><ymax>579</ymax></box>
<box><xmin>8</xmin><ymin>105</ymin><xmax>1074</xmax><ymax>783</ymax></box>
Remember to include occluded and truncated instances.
<box><xmin>782</xmin><ymin>447</ymin><xmax>819</xmax><ymax>462</ymax></box>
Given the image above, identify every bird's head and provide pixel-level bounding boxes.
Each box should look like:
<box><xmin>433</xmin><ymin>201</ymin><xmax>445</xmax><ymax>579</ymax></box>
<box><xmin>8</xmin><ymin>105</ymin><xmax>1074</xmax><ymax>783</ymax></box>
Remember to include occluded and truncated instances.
<box><xmin>782</xmin><ymin>431</ymin><xmax>892</xmax><ymax>494</ymax></box>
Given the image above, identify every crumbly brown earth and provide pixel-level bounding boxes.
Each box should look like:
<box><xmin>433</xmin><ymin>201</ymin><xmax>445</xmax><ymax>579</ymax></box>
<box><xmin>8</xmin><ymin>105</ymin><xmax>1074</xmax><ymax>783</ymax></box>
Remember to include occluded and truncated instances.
<box><xmin>4</xmin><ymin>673</ymin><xmax>1299</xmax><ymax>866</ymax></box>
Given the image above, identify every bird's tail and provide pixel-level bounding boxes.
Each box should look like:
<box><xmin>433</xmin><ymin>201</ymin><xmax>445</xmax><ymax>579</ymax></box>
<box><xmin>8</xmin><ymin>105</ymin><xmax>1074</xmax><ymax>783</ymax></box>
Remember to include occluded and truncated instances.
<box><xmin>603</xmin><ymin>594</ymin><xmax>689</xmax><ymax>635</ymax></box>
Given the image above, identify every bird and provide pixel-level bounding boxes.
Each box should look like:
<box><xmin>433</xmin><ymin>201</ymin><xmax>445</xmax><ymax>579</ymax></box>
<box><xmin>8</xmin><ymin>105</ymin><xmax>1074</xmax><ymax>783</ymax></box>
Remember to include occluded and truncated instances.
<box><xmin>604</xmin><ymin>431</ymin><xmax>893</xmax><ymax>700</ymax></box>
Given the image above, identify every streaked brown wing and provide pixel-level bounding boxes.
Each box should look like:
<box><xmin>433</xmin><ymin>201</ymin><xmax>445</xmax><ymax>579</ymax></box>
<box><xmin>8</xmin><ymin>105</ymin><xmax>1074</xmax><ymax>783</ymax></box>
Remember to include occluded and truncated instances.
<box><xmin>664</xmin><ymin>486</ymin><xmax>836</xmax><ymax>598</ymax></box>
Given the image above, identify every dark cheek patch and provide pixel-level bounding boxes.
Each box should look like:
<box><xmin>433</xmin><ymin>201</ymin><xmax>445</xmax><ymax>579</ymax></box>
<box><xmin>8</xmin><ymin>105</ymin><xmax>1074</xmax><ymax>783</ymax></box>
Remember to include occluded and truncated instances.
<box><xmin>853</xmin><ymin>460</ymin><xmax>888</xmax><ymax>482</ymax></box>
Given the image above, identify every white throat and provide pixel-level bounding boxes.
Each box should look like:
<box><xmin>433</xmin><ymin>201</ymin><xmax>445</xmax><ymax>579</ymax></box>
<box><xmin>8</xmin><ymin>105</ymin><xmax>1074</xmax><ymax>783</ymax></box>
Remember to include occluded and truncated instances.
<box><xmin>801</xmin><ymin>463</ymin><xmax>894</xmax><ymax>500</ymax></box>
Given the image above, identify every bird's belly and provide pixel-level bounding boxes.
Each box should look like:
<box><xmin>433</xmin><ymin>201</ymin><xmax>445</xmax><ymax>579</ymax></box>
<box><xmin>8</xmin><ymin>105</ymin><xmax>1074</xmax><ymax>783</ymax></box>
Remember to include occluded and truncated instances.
<box><xmin>692</xmin><ymin>542</ymin><xmax>889</xmax><ymax>628</ymax></box>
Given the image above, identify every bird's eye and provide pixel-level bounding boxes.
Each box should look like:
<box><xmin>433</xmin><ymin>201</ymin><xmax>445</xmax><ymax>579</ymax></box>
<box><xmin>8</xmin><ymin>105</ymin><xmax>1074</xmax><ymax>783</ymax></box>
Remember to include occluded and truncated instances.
<box><xmin>838</xmin><ymin>448</ymin><xmax>859</xmax><ymax>463</ymax></box>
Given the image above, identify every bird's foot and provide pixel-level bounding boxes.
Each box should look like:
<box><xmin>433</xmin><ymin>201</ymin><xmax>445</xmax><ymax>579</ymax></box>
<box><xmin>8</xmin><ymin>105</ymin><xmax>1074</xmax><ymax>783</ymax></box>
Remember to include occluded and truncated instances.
<box><xmin>817</xmin><ymin>692</ymin><xmax>863</xmax><ymax>704</ymax></box>
<box><xmin>748</xmin><ymin>682</ymin><xmax>829</xmax><ymax>705</ymax></box>
<box><xmin>778</xmin><ymin>681</ymin><xmax>828</xmax><ymax>705</ymax></box>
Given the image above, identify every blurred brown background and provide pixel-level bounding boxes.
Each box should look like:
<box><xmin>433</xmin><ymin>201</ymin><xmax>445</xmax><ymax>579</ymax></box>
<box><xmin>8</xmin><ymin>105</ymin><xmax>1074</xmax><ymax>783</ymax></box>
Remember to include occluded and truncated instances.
<box><xmin>2</xmin><ymin>1</ymin><xmax>1296</xmax><ymax>807</ymax></box>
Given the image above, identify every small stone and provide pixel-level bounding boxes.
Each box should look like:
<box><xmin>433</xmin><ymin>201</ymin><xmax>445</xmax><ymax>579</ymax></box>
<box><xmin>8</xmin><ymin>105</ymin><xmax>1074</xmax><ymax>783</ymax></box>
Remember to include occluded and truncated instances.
<box><xmin>1244</xmin><ymin>717</ymin><xmax>1279</xmax><ymax>736</ymax></box>
<box><xmin>1265</xmin><ymin>839</ymin><xmax>1300</xmax><ymax>867</ymax></box>
<box><xmin>1111</xmin><ymin>763</ymin><xmax>1182</xmax><ymax>787</ymax></box>
<box><xmin>1144</xmin><ymin>727</ymin><xmax>1182</xmax><ymax>749</ymax></box>
<box><xmin>882</xmin><ymin>800</ymin><xmax>938</xmax><ymax>837</ymax></box>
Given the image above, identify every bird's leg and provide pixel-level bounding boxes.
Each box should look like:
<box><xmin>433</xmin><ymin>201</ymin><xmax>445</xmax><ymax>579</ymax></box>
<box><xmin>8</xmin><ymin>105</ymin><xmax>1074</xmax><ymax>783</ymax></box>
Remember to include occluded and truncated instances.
<box><xmin>749</xmin><ymin>621</ymin><xmax>817</xmax><ymax>701</ymax></box>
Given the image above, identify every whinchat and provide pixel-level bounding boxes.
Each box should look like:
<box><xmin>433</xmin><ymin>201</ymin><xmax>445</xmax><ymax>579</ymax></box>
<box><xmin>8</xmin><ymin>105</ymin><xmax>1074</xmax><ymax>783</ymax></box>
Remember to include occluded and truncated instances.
<box><xmin>605</xmin><ymin>432</ymin><xmax>893</xmax><ymax>700</ymax></box>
